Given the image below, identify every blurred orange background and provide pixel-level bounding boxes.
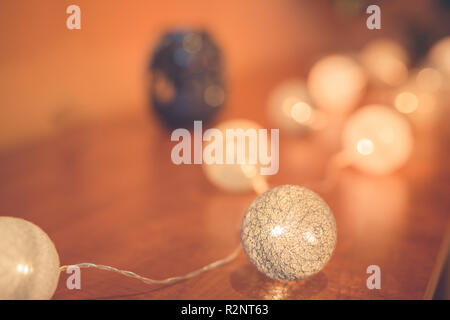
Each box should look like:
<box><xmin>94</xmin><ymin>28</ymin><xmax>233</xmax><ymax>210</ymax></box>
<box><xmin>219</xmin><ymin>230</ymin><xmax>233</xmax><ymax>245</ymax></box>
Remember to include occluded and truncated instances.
<box><xmin>0</xmin><ymin>0</ymin><xmax>447</xmax><ymax>149</ymax></box>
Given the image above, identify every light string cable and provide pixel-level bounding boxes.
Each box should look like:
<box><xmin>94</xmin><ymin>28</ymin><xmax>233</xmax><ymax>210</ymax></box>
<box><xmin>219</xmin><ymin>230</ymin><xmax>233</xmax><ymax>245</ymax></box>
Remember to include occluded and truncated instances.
<box><xmin>59</xmin><ymin>169</ymin><xmax>269</xmax><ymax>286</ymax></box>
<box><xmin>59</xmin><ymin>245</ymin><xmax>242</xmax><ymax>285</ymax></box>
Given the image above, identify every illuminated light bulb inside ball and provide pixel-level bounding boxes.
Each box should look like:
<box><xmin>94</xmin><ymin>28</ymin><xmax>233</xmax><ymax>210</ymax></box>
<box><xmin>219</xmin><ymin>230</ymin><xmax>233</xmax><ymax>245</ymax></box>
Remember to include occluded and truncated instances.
<box><xmin>268</xmin><ymin>79</ymin><xmax>321</xmax><ymax>133</ymax></box>
<box><xmin>0</xmin><ymin>217</ymin><xmax>60</xmax><ymax>299</ymax></box>
<box><xmin>270</xmin><ymin>225</ymin><xmax>285</xmax><ymax>237</ymax></box>
<box><xmin>202</xmin><ymin>119</ymin><xmax>267</xmax><ymax>193</ymax></box>
<box><xmin>357</xmin><ymin>139</ymin><xmax>374</xmax><ymax>155</ymax></box>
<box><xmin>360</xmin><ymin>38</ymin><xmax>409</xmax><ymax>86</ymax></box>
<box><xmin>241</xmin><ymin>185</ymin><xmax>337</xmax><ymax>281</ymax></box>
<box><xmin>428</xmin><ymin>36</ymin><xmax>450</xmax><ymax>77</ymax></box>
<box><xmin>307</xmin><ymin>55</ymin><xmax>367</xmax><ymax>113</ymax></box>
<box><xmin>342</xmin><ymin>105</ymin><xmax>413</xmax><ymax>175</ymax></box>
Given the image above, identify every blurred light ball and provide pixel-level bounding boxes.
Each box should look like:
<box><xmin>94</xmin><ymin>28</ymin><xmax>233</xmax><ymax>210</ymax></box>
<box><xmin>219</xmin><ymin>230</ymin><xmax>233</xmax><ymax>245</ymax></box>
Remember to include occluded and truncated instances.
<box><xmin>416</xmin><ymin>68</ymin><xmax>444</xmax><ymax>93</ymax></box>
<box><xmin>395</xmin><ymin>91</ymin><xmax>419</xmax><ymax>114</ymax></box>
<box><xmin>393</xmin><ymin>73</ymin><xmax>442</xmax><ymax>126</ymax></box>
<box><xmin>0</xmin><ymin>217</ymin><xmax>60</xmax><ymax>299</ymax></box>
<box><xmin>307</xmin><ymin>55</ymin><xmax>367</xmax><ymax>114</ymax></box>
<box><xmin>428</xmin><ymin>36</ymin><xmax>450</xmax><ymax>77</ymax></box>
<box><xmin>241</xmin><ymin>185</ymin><xmax>337</xmax><ymax>281</ymax></box>
<box><xmin>360</xmin><ymin>38</ymin><xmax>409</xmax><ymax>86</ymax></box>
<box><xmin>202</xmin><ymin>119</ymin><xmax>266</xmax><ymax>193</ymax></box>
<box><xmin>268</xmin><ymin>80</ymin><xmax>321</xmax><ymax>133</ymax></box>
<box><xmin>342</xmin><ymin>105</ymin><xmax>413</xmax><ymax>175</ymax></box>
<box><xmin>149</xmin><ymin>30</ymin><xmax>225</xmax><ymax>128</ymax></box>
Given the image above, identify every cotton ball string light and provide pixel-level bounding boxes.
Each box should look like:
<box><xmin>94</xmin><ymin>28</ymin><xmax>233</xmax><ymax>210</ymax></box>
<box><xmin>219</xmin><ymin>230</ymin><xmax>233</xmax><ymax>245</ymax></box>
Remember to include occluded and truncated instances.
<box><xmin>359</xmin><ymin>38</ymin><xmax>409</xmax><ymax>87</ymax></box>
<box><xmin>342</xmin><ymin>105</ymin><xmax>413</xmax><ymax>175</ymax></box>
<box><xmin>307</xmin><ymin>54</ymin><xmax>367</xmax><ymax>114</ymax></box>
<box><xmin>241</xmin><ymin>185</ymin><xmax>337</xmax><ymax>281</ymax></box>
<box><xmin>0</xmin><ymin>217</ymin><xmax>60</xmax><ymax>300</ymax></box>
<box><xmin>202</xmin><ymin>119</ymin><xmax>269</xmax><ymax>193</ymax></box>
<box><xmin>268</xmin><ymin>79</ymin><xmax>324</xmax><ymax>134</ymax></box>
<box><xmin>0</xmin><ymin>185</ymin><xmax>338</xmax><ymax>299</ymax></box>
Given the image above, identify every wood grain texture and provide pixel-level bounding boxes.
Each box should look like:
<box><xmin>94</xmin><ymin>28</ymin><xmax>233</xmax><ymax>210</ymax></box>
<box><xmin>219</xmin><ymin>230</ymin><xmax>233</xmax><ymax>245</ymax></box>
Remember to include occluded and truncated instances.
<box><xmin>0</xmin><ymin>70</ymin><xmax>449</xmax><ymax>300</ymax></box>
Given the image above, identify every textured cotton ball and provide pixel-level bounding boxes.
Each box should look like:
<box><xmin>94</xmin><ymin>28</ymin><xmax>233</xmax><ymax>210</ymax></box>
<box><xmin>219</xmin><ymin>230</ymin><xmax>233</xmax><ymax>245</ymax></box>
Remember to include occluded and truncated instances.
<box><xmin>360</xmin><ymin>38</ymin><xmax>409</xmax><ymax>86</ymax></box>
<box><xmin>241</xmin><ymin>185</ymin><xmax>337</xmax><ymax>281</ymax></box>
<box><xmin>268</xmin><ymin>79</ymin><xmax>319</xmax><ymax>134</ymax></box>
<box><xmin>342</xmin><ymin>105</ymin><xmax>413</xmax><ymax>175</ymax></box>
<box><xmin>202</xmin><ymin>119</ymin><xmax>266</xmax><ymax>193</ymax></box>
<box><xmin>0</xmin><ymin>217</ymin><xmax>60</xmax><ymax>299</ymax></box>
<box><xmin>307</xmin><ymin>55</ymin><xmax>367</xmax><ymax>114</ymax></box>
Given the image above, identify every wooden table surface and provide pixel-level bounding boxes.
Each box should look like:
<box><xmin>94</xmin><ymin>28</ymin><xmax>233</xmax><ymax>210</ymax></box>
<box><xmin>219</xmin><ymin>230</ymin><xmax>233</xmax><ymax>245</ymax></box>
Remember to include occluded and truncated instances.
<box><xmin>0</xmin><ymin>71</ymin><xmax>449</xmax><ymax>300</ymax></box>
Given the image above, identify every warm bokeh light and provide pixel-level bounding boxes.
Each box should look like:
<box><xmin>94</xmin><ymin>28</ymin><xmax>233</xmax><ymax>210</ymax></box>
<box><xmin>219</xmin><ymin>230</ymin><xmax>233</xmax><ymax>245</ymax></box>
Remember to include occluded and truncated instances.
<box><xmin>395</xmin><ymin>91</ymin><xmax>419</xmax><ymax>114</ymax></box>
<box><xmin>307</xmin><ymin>55</ymin><xmax>367</xmax><ymax>114</ymax></box>
<box><xmin>202</xmin><ymin>119</ymin><xmax>266</xmax><ymax>192</ymax></box>
<box><xmin>342</xmin><ymin>105</ymin><xmax>413</xmax><ymax>175</ymax></box>
<box><xmin>416</xmin><ymin>68</ymin><xmax>443</xmax><ymax>93</ymax></box>
<box><xmin>393</xmin><ymin>72</ymin><xmax>443</xmax><ymax>126</ymax></box>
<box><xmin>153</xmin><ymin>70</ymin><xmax>175</xmax><ymax>103</ymax></box>
<box><xmin>360</xmin><ymin>38</ymin><xmax>409</xmax><ymax>86</ymax></box>
<box><xmin>182</xmin><ymin>32</ymin><xmax>203</xmax><ymax>54</ymax></box>
<box><xmin>268</xmin><ymin>79</ymin><xmax>318</xmax><ymax>133</ymax></box>
<box><xmin>203</xmin><ymin>85</ymin><xmax>225</xmax><ymax>107</ymax></box>
<box><xmin>428</xmin><ymin>36</ymin><xmax>450</xmax><ymax>77</ymax></box>
<box><xmin>398</xmin><ymin>90</ymin><xmax>440</xmax><ymax>126</ymax></box>
<box><xmin>291</xmin><ymin>102</ymin><xmax>312</xmax><ymax>123</ymax></box>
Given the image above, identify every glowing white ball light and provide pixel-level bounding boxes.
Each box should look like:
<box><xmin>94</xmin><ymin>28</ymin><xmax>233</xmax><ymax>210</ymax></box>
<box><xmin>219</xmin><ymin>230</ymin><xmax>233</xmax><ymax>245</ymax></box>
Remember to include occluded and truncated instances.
<box><xmin>241</xmin><ymin>185</ymin><xmax>337</xmax><ymax>281</ymax></box>
<box><xmin>307</xmin><ymin>55</ymin><xmax>367</xmax><ymax>114</ymax></box>
<box><xmin>342</xmin><ymin>105</ymin><xmax>413</xmax><ymax>175</ymax></box>
<box><xmin>0</xmin><ymin>217</ymin><xmax>60</xmax><ymax>299</ymax></box>
<box><xmin>202</xmin><ymin>119</ymin><xmax>267</xmax><ymax>193</ymax></box>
